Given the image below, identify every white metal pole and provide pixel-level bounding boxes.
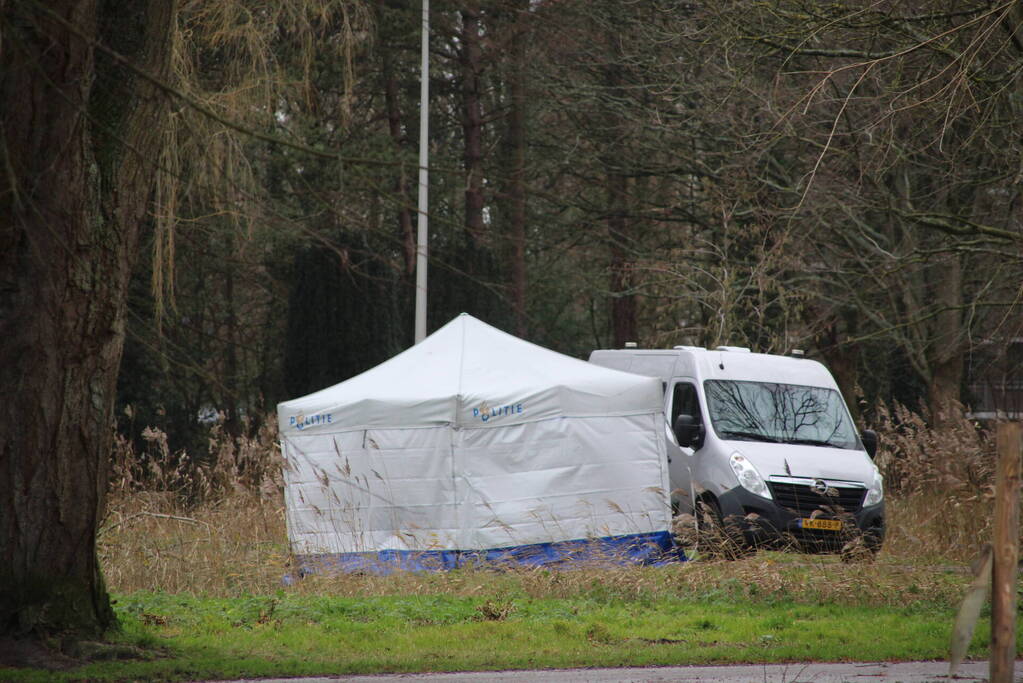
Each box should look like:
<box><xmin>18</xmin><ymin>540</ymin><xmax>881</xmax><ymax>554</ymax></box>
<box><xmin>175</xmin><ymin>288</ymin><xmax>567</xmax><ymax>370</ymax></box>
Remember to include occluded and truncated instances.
<box><xmin>414</xmin><ymin>0</ymin><xmax>430</xmax><ymax>344</ymax></box>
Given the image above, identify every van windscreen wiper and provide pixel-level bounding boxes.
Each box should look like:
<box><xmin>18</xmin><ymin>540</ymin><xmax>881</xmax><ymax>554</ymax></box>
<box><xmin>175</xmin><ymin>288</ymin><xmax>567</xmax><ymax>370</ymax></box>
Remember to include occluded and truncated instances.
<box><xmin>719</xmin><ymin>430</ymin><xmax>781</xmax><ymax>443</ymax></box>
<box><xmin>786</xmin><ymin>437</ymin><xmax>839</xmax><ymax>447</ymax></box>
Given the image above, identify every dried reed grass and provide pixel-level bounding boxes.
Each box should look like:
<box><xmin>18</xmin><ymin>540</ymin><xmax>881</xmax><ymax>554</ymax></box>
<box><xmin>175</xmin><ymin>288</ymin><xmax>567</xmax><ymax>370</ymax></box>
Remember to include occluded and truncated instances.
<box><xmin>99</xmin><ymin>404</ymin><xmax>1013</xmax><ymax>601</ymax></box>
<box><xmin>101</xmin><ymin>417</ymin><xmax>288</xmax><ymax>594</ymax></box>
<box><xmin>869</xmin><ymin>401</ymin><xmax>1008</xmax><ymax>564</ymax></box>
<box><xmin>872</xmin><ymin>401</ymin><xmax>994</xmax><ymax>499</ymax></box>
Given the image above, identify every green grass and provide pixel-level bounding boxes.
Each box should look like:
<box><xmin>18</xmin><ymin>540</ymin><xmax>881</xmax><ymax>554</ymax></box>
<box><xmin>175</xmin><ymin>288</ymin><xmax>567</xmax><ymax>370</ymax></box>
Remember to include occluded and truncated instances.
<box><xmin>15</xmin><ymin>450</ymin><xmax>1016</xmax><ymax>683</ymax></box>
<box><xmin>7</xmin><ymin>410</ymin><xmax>1003</xmax><ymax>681</ymax></box>
<box><xmin>3</xmin><ymin>567</ymin><xmax>1013</xmax><ymax>683</ymax></box>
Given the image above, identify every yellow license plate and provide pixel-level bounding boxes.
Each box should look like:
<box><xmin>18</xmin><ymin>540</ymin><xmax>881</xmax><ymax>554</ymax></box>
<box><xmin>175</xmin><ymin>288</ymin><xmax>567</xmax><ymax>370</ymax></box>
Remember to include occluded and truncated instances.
<box><xmin>801</xmin><ymin>518</ymin><xmax>842</xmax><ymax>531</ymax></box>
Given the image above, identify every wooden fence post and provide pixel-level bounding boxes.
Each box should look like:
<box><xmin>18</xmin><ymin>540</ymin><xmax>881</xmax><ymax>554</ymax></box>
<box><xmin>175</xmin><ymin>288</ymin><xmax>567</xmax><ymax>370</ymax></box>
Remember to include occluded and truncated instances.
<box><xmin>991</xmin><ymin>421</ymin><xmax>1022</xmax><ymax>683</ymax></box>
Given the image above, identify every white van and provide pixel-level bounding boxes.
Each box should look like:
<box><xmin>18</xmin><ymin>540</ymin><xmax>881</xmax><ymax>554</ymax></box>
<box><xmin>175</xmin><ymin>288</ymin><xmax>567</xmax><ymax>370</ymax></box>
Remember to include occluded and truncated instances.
<box><xmin>589</xmin><ymin>345</ymin><xmax>885</xmax><ymax>554</ymax></box>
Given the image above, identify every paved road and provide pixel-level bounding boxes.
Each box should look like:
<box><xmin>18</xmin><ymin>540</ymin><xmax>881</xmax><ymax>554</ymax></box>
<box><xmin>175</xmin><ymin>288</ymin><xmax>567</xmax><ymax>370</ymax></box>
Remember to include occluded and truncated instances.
<box><xmin>220</xmin><ymin>660</ymin><xmax>1019</xmax><ymax>682</ymax></box>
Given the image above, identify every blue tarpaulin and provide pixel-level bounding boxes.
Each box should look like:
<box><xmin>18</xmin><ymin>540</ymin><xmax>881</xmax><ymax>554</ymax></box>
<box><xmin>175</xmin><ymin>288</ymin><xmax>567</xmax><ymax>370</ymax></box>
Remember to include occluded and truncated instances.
<box><xmin>294</xmin><ymin>531</ymin><xmax>683</xmax><ymax>577</ymax></box>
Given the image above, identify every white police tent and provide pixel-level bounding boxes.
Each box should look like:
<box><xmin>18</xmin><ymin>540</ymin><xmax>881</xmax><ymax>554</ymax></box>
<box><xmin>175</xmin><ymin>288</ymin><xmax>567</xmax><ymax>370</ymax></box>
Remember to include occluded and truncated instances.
<box><xmin>277</xmin><ymin>313</ymin><xmax>675</xmax><ymax>573</ymax></box>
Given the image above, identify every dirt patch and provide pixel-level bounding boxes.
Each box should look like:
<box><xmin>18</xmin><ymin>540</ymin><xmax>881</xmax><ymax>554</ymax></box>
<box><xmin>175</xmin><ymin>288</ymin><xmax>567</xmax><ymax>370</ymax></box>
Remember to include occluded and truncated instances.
<box><xmin>0</xmin><ymin>636</ymin><xmax>159</xmax><ymax>671</ymax></box>
<box><xmin>0</xmin><ymin>637</ymin><xmax>81</xmax><ymax>671</ymax></box>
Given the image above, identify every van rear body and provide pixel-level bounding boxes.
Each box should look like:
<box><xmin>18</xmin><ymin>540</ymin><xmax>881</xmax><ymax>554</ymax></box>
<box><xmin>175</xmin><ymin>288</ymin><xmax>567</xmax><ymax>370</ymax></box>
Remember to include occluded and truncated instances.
<box><xmin>589</xmin><ymin>346</ymin><xmax>885</xmax><ymax>553</ymax></box>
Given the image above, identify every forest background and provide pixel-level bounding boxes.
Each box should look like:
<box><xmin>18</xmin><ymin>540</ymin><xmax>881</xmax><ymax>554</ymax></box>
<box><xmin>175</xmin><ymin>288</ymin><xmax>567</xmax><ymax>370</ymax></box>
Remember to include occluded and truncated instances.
<box><xmin>3</xmin><ymin>0</ymin><xmax>1023</xmax><ymax>642</ymax></box>
<box><xmin>116</xmin><ymin>0</ymin><xmax>1023</xmax><ymax>462</ymax></box>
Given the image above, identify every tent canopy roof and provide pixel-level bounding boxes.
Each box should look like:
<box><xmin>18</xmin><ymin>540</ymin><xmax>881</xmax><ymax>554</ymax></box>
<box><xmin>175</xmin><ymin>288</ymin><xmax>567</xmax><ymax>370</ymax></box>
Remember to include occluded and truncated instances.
<box><xmin>278</xmin><ymin>313</ymin><xmax>662</xmax><ymax>432</ymax></box>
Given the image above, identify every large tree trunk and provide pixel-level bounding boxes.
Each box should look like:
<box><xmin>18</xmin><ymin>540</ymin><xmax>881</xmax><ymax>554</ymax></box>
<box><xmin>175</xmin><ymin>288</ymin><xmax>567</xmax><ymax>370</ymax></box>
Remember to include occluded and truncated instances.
<box><xmin>607</xmin><ymin>171</ymin><xmax>637</xmax><ymax>347</ymax></box>
<box><xmin>601</xmin><ymin>36</ymin><xmax>638</xmax><ymax>348</ymax></box>
<box><xmin>0</xmin><ymin>0</ymin><xmax>175</xmax><ymax>637</ymax></box>
<box><xmin>925</xmin><ymin>252</ymin><xmax>965</xmax><ymax>423</ymax></box>
<box><xmin>459</xmin><ymin>4</ymin><xmax>486</xmax><ymax>243</ymax></box>
<box><xmin>505</xmin><ymin>0</ymin><xmax>529</xmax><ymax>338</ymax></box>
<box><xmin>818</xmin><ymin>312</ymin><xmax>862</xmax><ymax>423</ymax></box>
<box><xmin>378</xmin><ymin>0</ymin><xmax>416</xmax><ymax>277</ymax></box>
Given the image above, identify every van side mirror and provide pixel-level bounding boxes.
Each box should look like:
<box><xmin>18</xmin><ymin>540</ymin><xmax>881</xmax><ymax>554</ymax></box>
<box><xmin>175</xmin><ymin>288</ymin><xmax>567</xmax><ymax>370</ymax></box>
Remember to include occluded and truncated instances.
<box><xmin>860</xmin><ymin>429</ymin><xmax>878</xmax><ymax>459</ymax></box>
<box><xmin>673</xmin><ymin>414</ymin><xmax>703</xmax><ymax>449</ymax></box>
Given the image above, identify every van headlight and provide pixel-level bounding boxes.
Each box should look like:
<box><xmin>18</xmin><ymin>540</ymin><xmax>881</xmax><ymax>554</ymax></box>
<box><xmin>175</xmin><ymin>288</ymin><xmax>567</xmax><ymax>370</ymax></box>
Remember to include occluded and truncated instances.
<box><xmin>864</xmin><ymin>468</ymin><xmax>884</xmax><ymax>507</ymax></box>
<box><xmin>729</xmin><ymin>452</ymin><xmax>772</xmax><ymax>500</ymax></box>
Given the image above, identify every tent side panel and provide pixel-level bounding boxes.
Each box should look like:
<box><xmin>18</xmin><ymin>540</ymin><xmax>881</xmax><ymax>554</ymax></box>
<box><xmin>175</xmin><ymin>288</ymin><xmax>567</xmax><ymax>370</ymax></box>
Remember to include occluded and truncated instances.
<box><xmin>281</xmin><ymin>426</ymin><xmax>458</xmax><ymax>555</ymax></box>
<box><xmin>453</xmin><ymin>414</ymin><xmax>671</xmax><ymax>551</ymax></box>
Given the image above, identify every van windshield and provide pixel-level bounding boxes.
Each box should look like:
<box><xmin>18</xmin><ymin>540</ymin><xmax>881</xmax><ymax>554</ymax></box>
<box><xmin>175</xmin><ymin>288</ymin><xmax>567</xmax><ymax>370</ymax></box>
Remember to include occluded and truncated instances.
<box><xmin>704</xmin><ymin>380</ymin><xmax>859</xmax><ymax>450</ymax></box>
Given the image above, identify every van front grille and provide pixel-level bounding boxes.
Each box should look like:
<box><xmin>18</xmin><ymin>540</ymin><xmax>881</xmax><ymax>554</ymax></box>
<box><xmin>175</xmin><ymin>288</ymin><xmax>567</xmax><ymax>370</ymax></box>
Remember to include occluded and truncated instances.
<box><xmin>767</xmin><ymin>481</ymin><xmax>866</xmax><ymax>516</ymax></box>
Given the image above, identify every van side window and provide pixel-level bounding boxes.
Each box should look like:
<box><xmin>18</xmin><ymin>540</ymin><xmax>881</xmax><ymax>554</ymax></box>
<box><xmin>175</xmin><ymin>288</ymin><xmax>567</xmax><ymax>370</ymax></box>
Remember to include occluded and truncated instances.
<box><xmin>670</xmin><ymin>382</ymin><xmax>700</xmax><ymax>426</ymax></box>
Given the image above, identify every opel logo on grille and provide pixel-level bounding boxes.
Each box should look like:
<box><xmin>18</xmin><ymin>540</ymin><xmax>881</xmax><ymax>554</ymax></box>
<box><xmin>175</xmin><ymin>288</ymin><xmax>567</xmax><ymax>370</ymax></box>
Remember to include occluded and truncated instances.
<box><xmin>812</xmin><ymin>479</ymin><xmax>829</xmax><ymax>495</ymax></box>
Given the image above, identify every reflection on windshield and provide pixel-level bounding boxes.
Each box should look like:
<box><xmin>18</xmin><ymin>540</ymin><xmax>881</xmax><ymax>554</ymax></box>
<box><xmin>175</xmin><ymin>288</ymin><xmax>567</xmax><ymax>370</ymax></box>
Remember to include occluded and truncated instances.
<box><xmin>704</xmin><ymin>380</ymin><xmax>858</xmax><ymax>449</ymax></box>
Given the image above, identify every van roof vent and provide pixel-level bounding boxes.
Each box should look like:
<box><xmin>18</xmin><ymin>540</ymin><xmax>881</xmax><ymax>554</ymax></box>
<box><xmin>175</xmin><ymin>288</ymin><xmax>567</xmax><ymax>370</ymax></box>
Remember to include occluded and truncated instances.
<box><xmin>715</xmin><ymin>345</ymin><xmax>751</xmax><ymax>353</ymax></box>
<box><xmin>789</xmin><ymin>349</ymin><xmax>806</xmax><ymax>358</ymax></box>
<box><xmin>624</xmin><ymin>342</ymin><xmax>638</xmax><ymax>349</ymax></box>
